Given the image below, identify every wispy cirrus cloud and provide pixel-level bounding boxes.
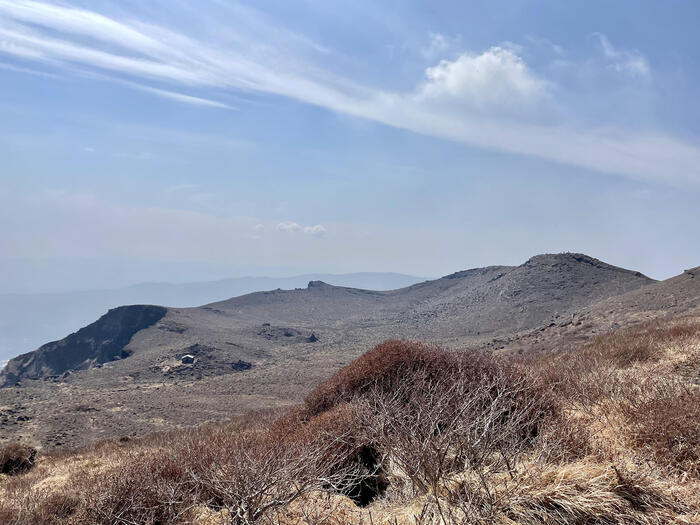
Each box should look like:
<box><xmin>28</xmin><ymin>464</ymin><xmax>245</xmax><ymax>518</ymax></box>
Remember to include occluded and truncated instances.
<box><xmin>131</xmin><ymin>86</ymin><xmax>235</xmax><ymax>110</ymax></box>
<box><xmin>0</xmin><ymin>1</ymin><xmax>698</xmax><ymax>185</ymax></box>
<box><xmin>421</xmin><ymin>32</ymin><xmax>452</xmax><ymax>59</ymax></box>
<box><xmin>0</xmin><ymin>59</ymin><xmax>58</xmax><ymax>77</ymax></box>
<box><xmin>595</xmin><ymin>33</ymin><xmax>651</xmax><ymax>79</ymax></box>
<box><xmin>90</xmin><ymin>74</ymin><xmax>237</xmax><ymax>110</ymax></box>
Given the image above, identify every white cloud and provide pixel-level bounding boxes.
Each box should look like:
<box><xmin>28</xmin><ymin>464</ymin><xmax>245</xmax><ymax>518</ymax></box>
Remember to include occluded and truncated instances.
<box><xmin>596</xmin><ymin>33</ymin><xmax>650</xmax><ymax>79</ymax></box>
<box><xmin>277</xmin><ymin>221</ymin><xmax>326</xmax><ymax>237</ymax></box>
<box><xmin>116</xmin><ymin>80</ymin><xmax>237</xmax><ymax>110</ymax></box>
<box><xmin>277</xmin><ymin>221</ymin><xmax>302</xmax><ymax>233</ymax></box>
<box><xmin>249</xmin><ymin>224</ymin><xmax>265</xmax><ymax>239</ymax></box>
<box><xmin>421</xmin><ymin>32</ymin><xmax>450</xmax><ymax>59</ymax></box>
<box><xmin>0</xmin><ymin>1</ymin><xmax>696</xmax><ymax>185</ymax></box>
<box><xmin>499</xmin><ymin>40</ymin><xmax>525</xmax><ymax>55</ymax></box>
<box><xmin>0</xmin><ymin>0</ymin><xmax>164</xmax><ymax>52</ymax></box>
<box><xmin>0</xmin><ymin>59</ymin><xmax>57</xmax><ymax>77</ymax></box>
<box><xmin>303</xmin><ymin>224</ymin><xmax>327</xmax><ymax>237</ymax></box>
<box><xmin>417</xmin><ymin>46</ymin><xmax>551</xmax><ymax>110</ymax></box>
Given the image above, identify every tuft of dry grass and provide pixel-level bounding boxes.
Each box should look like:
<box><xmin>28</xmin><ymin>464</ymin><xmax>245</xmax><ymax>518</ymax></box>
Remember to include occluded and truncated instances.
<box><xmin>494</xmin><ymin>461</ymin><xmax>687</xmax><ymax>525</ymax></box>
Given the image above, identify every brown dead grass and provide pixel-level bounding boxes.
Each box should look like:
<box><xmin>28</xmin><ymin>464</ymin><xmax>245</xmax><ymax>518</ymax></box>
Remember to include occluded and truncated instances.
<box><xmin>1</xmin><ymin>316</ymin><xmax>699</xmax><ymax>524</ymax></box>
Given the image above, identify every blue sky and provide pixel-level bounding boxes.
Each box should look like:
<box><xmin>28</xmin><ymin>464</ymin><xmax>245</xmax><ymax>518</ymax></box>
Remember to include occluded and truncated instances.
<box><xmin>1</xmin><ymin>0</ymin><xmax>699</xmax><ymax>292</ymax></box>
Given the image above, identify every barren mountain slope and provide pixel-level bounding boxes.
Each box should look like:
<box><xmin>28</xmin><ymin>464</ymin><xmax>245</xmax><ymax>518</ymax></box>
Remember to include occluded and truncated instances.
<box><xmin>502</xmin><ymin>265</ymin><xmax>700</xmax><ymax>355</ymax></box>
<box><xmin>0</xmin><ymin>253</ymin><xmax>661</xmax><ymax>449</ymax></box>
<box><xmin>0</xmin><ymin>272</ymin><xmax>425</xmax><ymax>363</ymax></box>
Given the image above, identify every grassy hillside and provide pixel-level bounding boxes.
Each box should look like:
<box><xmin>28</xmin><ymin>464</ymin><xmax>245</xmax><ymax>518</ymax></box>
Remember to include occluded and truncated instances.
<box><xmin>1</xmin><ymin>315</ymin><xmax>699</xmax><ymax>524</ymax></box>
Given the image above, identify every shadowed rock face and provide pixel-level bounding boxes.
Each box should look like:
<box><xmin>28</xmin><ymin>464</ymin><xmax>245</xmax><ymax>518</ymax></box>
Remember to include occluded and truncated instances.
<box><xmin>0</xmin><ymin>305</ymin><xmax>167</xmax><ymax>387</ymax></box>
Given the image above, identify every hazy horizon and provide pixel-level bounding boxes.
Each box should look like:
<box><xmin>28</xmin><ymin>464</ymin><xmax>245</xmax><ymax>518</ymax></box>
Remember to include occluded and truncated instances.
<box><xmin>0</xmin><ymin>249</ymin><xmax>691</xmax><ymax>295</ymax></box>
<box><xmin>0</xmin><ymin>270</ymin><xmax>432</xmax><ymax>296</ymax></box>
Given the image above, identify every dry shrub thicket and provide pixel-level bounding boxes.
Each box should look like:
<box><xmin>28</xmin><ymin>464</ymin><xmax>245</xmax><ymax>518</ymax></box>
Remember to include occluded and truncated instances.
<box><xmin>1</xmin><ymin>317</ymin><xmax>699</xmax><ymax>524</ymax></box>
<box><xmin>0</xmin><ymin>443</ymin><xmax>36</xmax><ymax>476</ymax></box>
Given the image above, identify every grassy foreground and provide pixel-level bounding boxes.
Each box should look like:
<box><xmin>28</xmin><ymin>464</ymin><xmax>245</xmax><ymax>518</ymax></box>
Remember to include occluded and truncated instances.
<box><xmin>1</xmin><ymin>316</ymin><xmax>699</xmax><ymax>524</ymax></box>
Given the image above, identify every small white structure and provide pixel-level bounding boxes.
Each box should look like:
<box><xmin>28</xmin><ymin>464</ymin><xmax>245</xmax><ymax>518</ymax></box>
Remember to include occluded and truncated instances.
<box><xmin>181</xmin><ymin>354</ymin><xmax>196</xmax><ymax>364</ymax></box>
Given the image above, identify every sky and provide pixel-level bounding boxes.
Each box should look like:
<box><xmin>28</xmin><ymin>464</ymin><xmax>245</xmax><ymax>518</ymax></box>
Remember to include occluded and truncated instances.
<box><xmin>1</xmin><ymin>0</ymin><xmax>699</xmax><ymax>293</ymax></box>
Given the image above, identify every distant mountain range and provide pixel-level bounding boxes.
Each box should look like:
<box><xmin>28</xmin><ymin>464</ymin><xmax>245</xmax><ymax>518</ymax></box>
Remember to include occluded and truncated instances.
<box><xmin>0</xmin><ymin>272</ymin><xmax>428</xmax><ymax>363</ymax></box>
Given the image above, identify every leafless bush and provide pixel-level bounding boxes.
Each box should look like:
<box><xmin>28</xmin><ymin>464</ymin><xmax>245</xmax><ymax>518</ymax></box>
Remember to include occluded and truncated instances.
<box><xmin>0</xmin><ymin>442</ymin><xmax>37</xmax><ymax>475</ymax></box>
<box><xmin>343</xmin><ymin>345</ymin><xmax>562</xmax><ymax>523</ymax></box>
<box><xmin>77</xmin><ymin>443</ymin><xmax>195</xmax><ymax>524</ymax></box>
<box><xmin>30</xmin><ymin>490</ymin><xmax>81</xmax><ymax>525</ymax></box>
<box><xmin>188</xmin><ymin>425</ymin><xmax>363</xmax><ymax>524</ymax></box>
<box><xmin>589</xmin><ymin>331</ymin><xmax>661</xmax><ymax>368</ymax></box>
<box><xmin>274</xmin><ymin>402</ymin><xmax>389</xmax><ymax>507</ymax></box>
<box><xmin>530</xmin><ymin>317</ymin><xmax>700</xmax><ymax>479</ymax></box>
<box><xmin>0</xmin><ymin>474</ymin><xmax>81</xmax><ymax>525</ymax></box>
<box><xmin>303</xmin><ymin>341</ymin><xmax>455</xmax><ymax>418</ymax></box>
<box><xmin>0</xmin><ymin>409</ymin><xmax>355</xmax><ymax>525</ymax></box>
<box><xmin>71</xmin><ymin>419</ymin><xmax>363</xmax><ymax>525</ymax></box>
<box><xmin>617</xmin><ymin>379</ymin><xmax>700</xmax><ymax>478</ymax></box>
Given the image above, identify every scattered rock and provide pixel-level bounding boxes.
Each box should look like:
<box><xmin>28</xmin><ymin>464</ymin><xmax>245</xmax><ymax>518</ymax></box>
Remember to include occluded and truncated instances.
<box><xmin>73</xmin><ymin>405</ymin><xmax>98</xmax><ymax>413</ymax></box>
<box><xmin>257</xmin><ymin>325</ymin><xmax>311</xmax><ymax>342</ymax></box>
<box><xmin>231</xmin><ymin>360</ymin><xmax>252</xmax><ymax>372</ymax></box>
